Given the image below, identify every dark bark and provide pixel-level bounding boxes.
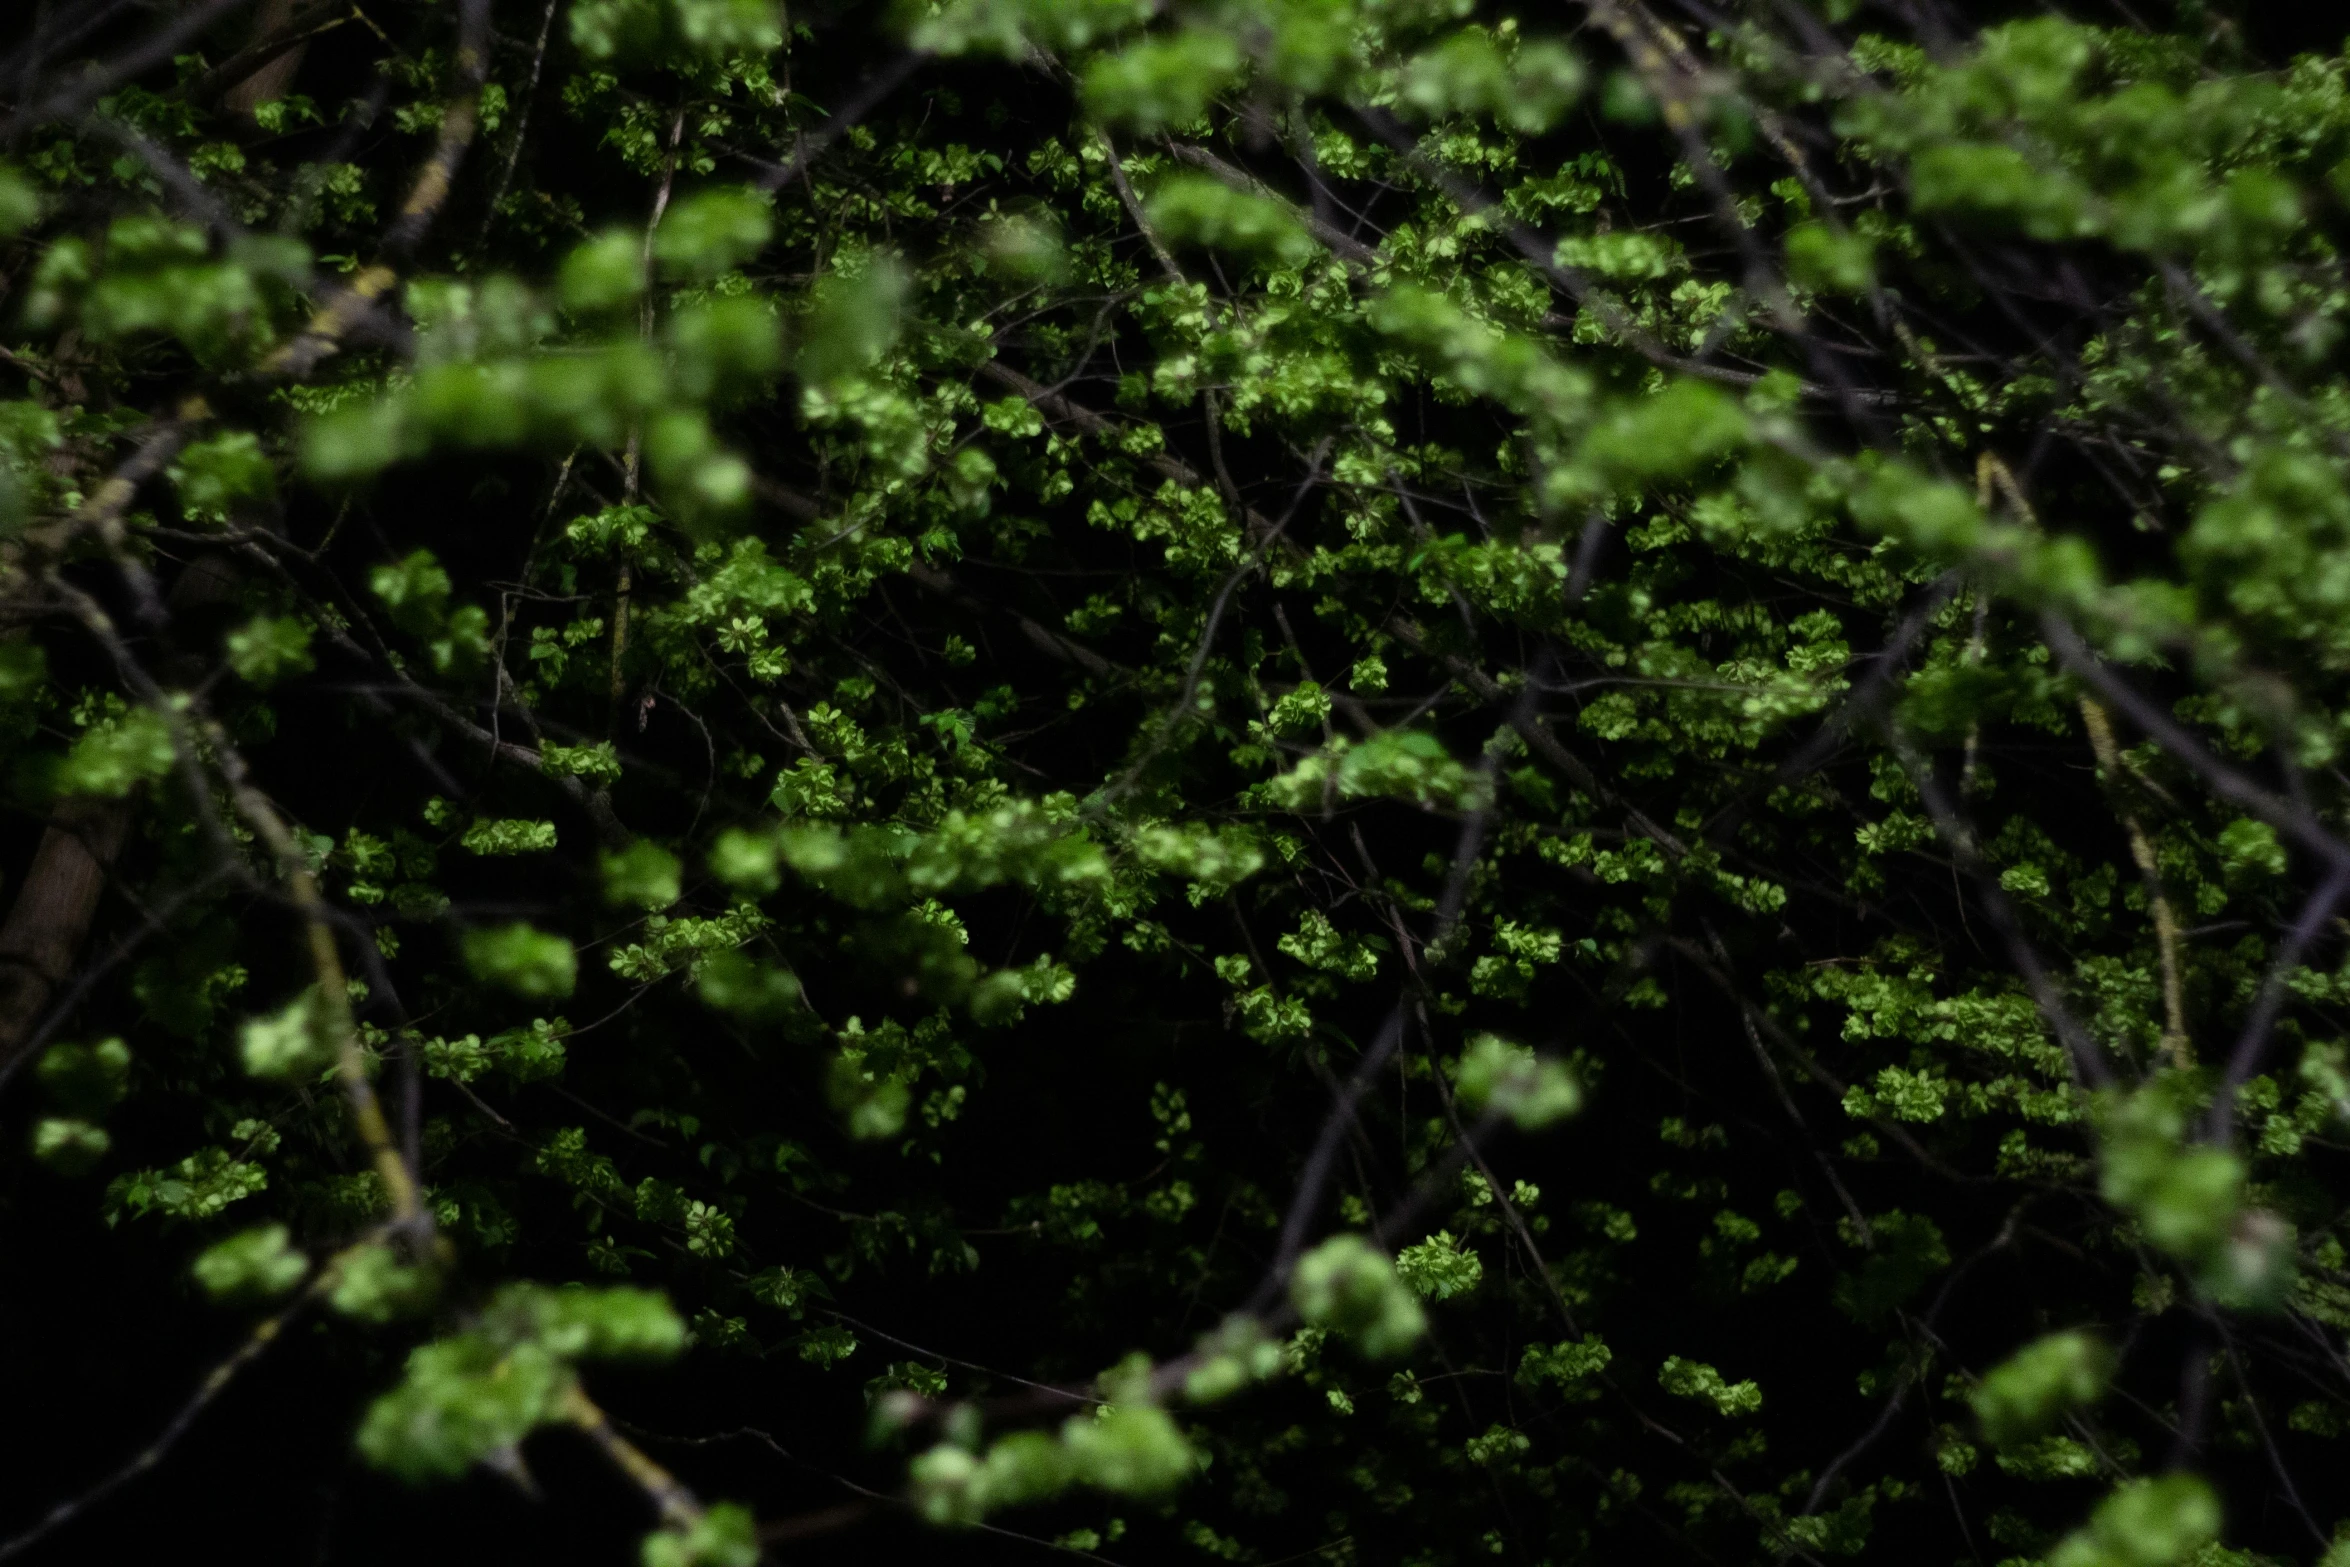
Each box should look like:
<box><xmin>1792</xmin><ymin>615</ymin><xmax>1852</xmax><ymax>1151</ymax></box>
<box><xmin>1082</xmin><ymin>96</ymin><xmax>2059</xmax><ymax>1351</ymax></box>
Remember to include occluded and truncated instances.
<box><xmin>220</xmin><ymin>0</ymin><xmax>311</xmax><ymax>117</ymax></box>
<box><xmin>0</xmin><ymin>796</ymin><xmax>129</xmax><ymax>1074</ymax></box>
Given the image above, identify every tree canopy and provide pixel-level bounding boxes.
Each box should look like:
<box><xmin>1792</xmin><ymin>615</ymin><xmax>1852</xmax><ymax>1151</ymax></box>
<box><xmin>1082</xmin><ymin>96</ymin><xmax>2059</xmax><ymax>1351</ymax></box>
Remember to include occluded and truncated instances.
<box><xmin>7</xmin><ymin>2</ymin><xmax>2350</xmax><ymax>1564</ymax></box>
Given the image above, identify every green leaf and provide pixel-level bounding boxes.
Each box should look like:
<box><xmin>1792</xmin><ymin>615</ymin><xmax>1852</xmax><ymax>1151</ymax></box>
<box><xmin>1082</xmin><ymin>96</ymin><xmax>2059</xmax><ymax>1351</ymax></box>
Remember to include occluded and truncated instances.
<box><xmin>980</xmin><ymin>1429</ymin><xmax>1079</xmax><ymax>1512</ymax></box>
<box><xmin>357</xmin><ymin>1334</ymin><xmax>570</xmax><ymax>1481</ymax></box>
<box><xmin>1181</xmin><ymin>1316</ymin><xmax>1283</xmax><ymax>1404</ymax></box>
<box><xmin>1080</xmin><ymin>31</ymin><xmax>1242</xmax><ymax>131</ymax></box>
<box><xmin>1657</xmin><ymin>1355</ymin><xmax>1762</xmax><ymax>1417</ymax></box>
<box><xmin>910</xmin><ymin>0</ymin><xmax>1148</xmax><ymax>58</ymax></box>
<box><xmin>241</xmin><ymin>991</ymin><xmax>330</xmax><ymax>1079</ymax></box>
<box><xmin>31</xmin><ymin>1117</ymin><xmax>110</xmax><ymax>1175</ymax></box>
<box><xmin>192</xmin><ymin>1223</ymin><xmax>310</xmax><ymax>1302</ymax></box>
<box><xmin>1399</xmin><ymin>30</ymin><xmax>1584</xmax><ymax>130</ymax></box>
<box><xmin>225</xmin><ymin>616</ymin><xmax>315</xmax><ymax>686</ymax></box>
<box><xmin>796</xmin><ymin>258</ymin><xmax>908</xmax><ymax>387</ymax></box>
<box><xmin>462</xmin><ymin>924</ymin><xmax>578</xmax><ymax>1000</ymax></box>
<box><xmin>1144</xmin><ymin>175</ymin><xmax>1317</xmax><ymax>267</ymax></box>
<box><xmin>796</xmin><ymin>1323</ymin><xmax>857</xmax><ymax>1366</ymax></box>
<box><xmin>602</xmin><ymin>840</ymin><xmax>682</xmax><ymax>909</ymax></box>
<box><xmin>1785</xmin><ymin>222</ymin><xmax>1876</xmax><ymax>294</ymax></box>
<box><xmin>37</xmin><ymin>1036</ymin><xmax>131</xmax><ymax>1115</ymax></box>
<box><xmin>1394</xmin><ymin>1230</ymin><xmax>1483</xmax><ymax>1300</ymax></box>
<box><xmin>301</xmin><ymin>397</ymin><xmax>409</xmax><ymax>481</ymax></box>
<box><xmin>708</xmin><ymin>827</ymin><xmax>782</xmax><ymax>894</ymax></box>
<box><xmin>0</xmin><ymin>162</ymin><xmax>41</xmax><ymax>235</ymax></box>
<box><xmin>540</xmin><ymin>741</ymin><xmax>623</xmax><ymax>786</ymax></box>
<box><xmin>1059</xmin><ymin>1402</ymin><xmax>1196</xmax><ymax>1498</ymax></box>
<box><xmin>169</xmin><ymin>431</ymin><xmax>276</xmax><ymax>520</ymax></box>
<box><xmin>370</xmin><ymin>549</ymin><xmax>454</xmax><ymax>635</ymax></box>
<box><xmin>1454</xmin><ymin>1034</ymin><xmax>1579</xmax><ymax>1128</ymax></box>
<box><xmin>2046</xmin><ymin>1476</ymin><xmax>2220</xmax><ymax>1567</ymax></box>
<box><xmin>559</xmin><ymin>229</ymin><xmax>646</xmax><ymax>316</ymax></box>
<box><xmin>328</xmin><ymin>1243</ymin><xmax>437</xmax><ymax>1322</ymax></box>
<box><xmin>1517</xmin><ymin>1336</ymin><xmax>1612</xmax><ymax>1389</ymax></box>
<box><xmin>979</xmin><ymin>214</ymin><xmax>1067</xmax><ymax>283</ymax></box>
<box><xmin>1400</xmin><ymin>30</ymin><xmax>1508</xmax><ymax>118</ymax></box>
<box><xmin>641</xmin><ymin>1503</ymin><xmax>759</xmax><ymax>1567</ymax></box>
<box><xmin>2216</xmin><ymin>817</ymin><xmax>2286</xmax><ymax>879</ymax></box>
<box><xmin>0</xmin><ymin>641</ymin><xmax>47</xmax><ymax>704</ymax></box>
<box><xmin>652</xmin><ymin>188</ymin><xmax>773</xmax><ymax>280</ymax></box>
<box><xmin>461</xmin><ymin>818</ymin><xmax>559</xmax><ymax>855</ymax></box>
<box><xmin>52</xmin><ymin>708</ymin><xmax>177</xmax><ymax>799</ymax></box>
<box><xmin>1464</xmin><ymin>1423</ymin><xmax>1529</xmax><ymax>1465</ymax></box>
<box><xmin>2199</xmin><ymin>1208</ymin><xmax>2296</xmax><ymax>1311</ymax></box>
<box><xmin>1290</xmin><ymin>1234</ymin><xmax>1426</xmax><ymax>1358</ymax></box>
<box><xmin>696</xmin><ymin>950</ymin><xmax>804</xmax><ymax>1018</ymax></box>
<box><xmin>1909</xmin><ymin>142</ymin><xmax>2093</xmax><ymax>241</ymax></box>
<box><xmin>570</xmin><ymin>0</ymin><xmax>782</xmax><ymax>60</ymax></box>
<box><xmin>483</xmin><ymin>1282</ymin><xmax>688</xmax><ymax>1360</ymax></box>
<box><xmin>827</xmin><ymin>1048</ymin><xmax>910</xmax><ymax>1139</ymax></box>
<box><xmin>486</xmin><ymin>1017</ymin><xmax>571</xmax><ymax>1082</ymax></box>
<box><xmin>644</xmin><ymin>407</ymin><xmax>752</xmax><ymax>524</ymax></box>
<box><xmin>669</xmin><ymin>297</ymin><xmax>783</xmax><ymax>400</ymax></box>
<box><xmin>1972</xmin><ymin>1330</ymin><xmax>2115</xmax><ymax>1447</ymax></box>
<box><xmin>104</xmin><ymin>1148</ymin><xmax>268</xmax><ymax>1222</ymax></box>
<box><xmin>2099</xmin><ymin>1081</ymin><xmax>2245</xmax><ymax>1263</ymax></box>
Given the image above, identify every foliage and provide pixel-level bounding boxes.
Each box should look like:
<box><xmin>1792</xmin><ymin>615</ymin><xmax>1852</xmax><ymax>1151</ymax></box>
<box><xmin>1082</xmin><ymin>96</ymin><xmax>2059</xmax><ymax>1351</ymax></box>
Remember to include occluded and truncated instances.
<box><xmin>6</xmin><ymin>2</ymin><xmax>2350</xmax><ymax>1564</ymax></box>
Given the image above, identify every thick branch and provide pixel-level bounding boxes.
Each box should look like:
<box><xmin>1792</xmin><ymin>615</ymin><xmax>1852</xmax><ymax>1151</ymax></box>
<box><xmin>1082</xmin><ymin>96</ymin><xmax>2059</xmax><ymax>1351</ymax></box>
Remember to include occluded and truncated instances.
<box><xmin>0</xmin><ymin>799</ymin><xmax>131</xmax><ymax>1077</ymax></box>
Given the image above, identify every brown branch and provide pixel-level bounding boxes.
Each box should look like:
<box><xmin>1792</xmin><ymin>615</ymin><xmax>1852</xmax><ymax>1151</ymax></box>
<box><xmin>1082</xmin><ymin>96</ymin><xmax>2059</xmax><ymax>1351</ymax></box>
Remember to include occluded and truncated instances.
<box><xmin>2079</xmin><ymin>696</ymin><xmax>2191</xmax><ymax>1067</ymax></box>
<box><xmin>2</xmin><ymin>395</ymin><xmax>214</xmax><ymax>623</ymax></box>
<box><xmin>262</xmin><ymin>0</ymin><xmax>488</xmax><ymax>378</ymax></box>
<box><xmin>0</xmin><ymin>799</ymin><xmax>131</xmax><ymax>1077</ymax></box>
<box><xmin>1163</xmin><ymin>142</ymin><xmax>1380</xmax><ymax>266</ymax></box>
<box><xmin>380</xmin><ymin>0</ymin><xmax>490</xmax><ymax>258</ymax></box>
<box><xmin>1098</xmin><ymin>133</ymin><xmax>1183</xmax><ymax>283</ymax></box>
<box><xmin>563</xmin><ymin>1383</ymin><xmax>707</xmax><ymax>1530</ymax></box>
<box><xmin>0</xmin><ymin>395</ymin><xmax>235</xmax><ymax>1081</ymax></box>
<box><xmin>187</xmin><ymin>0</ymin><xmax>349</xmax><ymax>111</ymax></box>
<box><xmin>45</xmin><ymin>573</ymin><xmax>425</xmax><ymax>1227</ymax></box>
<box><xmin>2042</xmin><ymin>615</ymin><xmax>2350</xmax><ymax>875</ymax></box>
<box><xmin>220</xmin><ymin>748</ymin><xmax>426</xmax><ymax>1226</ymax></box>
<box><xmin>474</xmin><ymin>0</ymin><xmax>564</xmax><ymax>248</ymax></box>
<box><xmin>259</xmin><ymin>263</ymin><xmax>402</xmax><ymax>379</ymax></box>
